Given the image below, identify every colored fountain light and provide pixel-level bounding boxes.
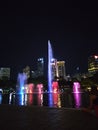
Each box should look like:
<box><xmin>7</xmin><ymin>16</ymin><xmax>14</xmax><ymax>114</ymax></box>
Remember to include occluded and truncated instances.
<box><xmin>73</xmin><ymin>82</ymin><xmax>81</xmax><ymax>108</ymax></box>
<box><xmin>25</xmin><ymin>84</ymin><xmax>34</xmax><ymax>94</ymax></box>
<box><xmin>48</xmin><ymin>40</ymin><xmax>53</xmax><ymax>93</ymax></box>
<box><xmin>73</xmin><ymin>92</ymin><xmax>81</xmax><ymax>108</ymax></box>
<box><xmin>36</xmin><ymin>84</ymin><xmax>43</xmax><ymax>93</ymax></box>
<box><xmin>52</xmin><ymin>81</ymin><xmax>59</xmax><ymax>93</ymax></box>
<box><xmin>0</xmin><ymin>93</ymin><xmax>2</xmax><ymax>104</ymax></box>
<box><xmin>73</xmin><ymin>82</ymin><xmax>81</xmax><ymax>93</ymax></box>
<box><xmin>16</xmin><ymin>73</ymin><xmax>27</xmax><ymax>94</ymax></box>
<box><xmin>16</xmin><ymin>73</ymin><xmax>35</xmax><ymax>94</ymax></box>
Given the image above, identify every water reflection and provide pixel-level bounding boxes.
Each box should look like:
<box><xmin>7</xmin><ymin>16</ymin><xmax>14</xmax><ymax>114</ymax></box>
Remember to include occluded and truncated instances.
<box><xmin>37</xmin><ymin>94</ymin><xmax>43</xmax><ymax>106</ymax></box>
<box><xmin>15</xmin><ymin>94</ymin><xmax>25</xmax><ymax>105</ymax></box>
<box><xmin>48</xmin><ymin>93</ymin><xmax>53</xmax><ymax>107</ymax></box>
<box><xmin>28</xmin><ymin>94</ymin><xmax>33</xmax><ymax>105</ymax></box>
<box><xmin>53</xmin><ymin>93</ymin><xmax>59</xmax><ymax>107</ymax></box>
<box><xmin>9</xmin><ymin>93</ymin><xmax>12</xmax><ymax>104</ymax></box>
<box><xmin>0</xmin><ymin>94</ymin><xmax>2</xmax><ymax>104</ymax></box>
<box><xmin>0</xmin><ymin>92</ymin><xmax>89</xmax><ymax>109</ymax></box>
<box><xmin>48</xmin><ymin>93</ymin><xmax>61</xmax><ymax>108</ymax></box>
<box><xmin>73</xmin><ymin>92</ymin><xmax>82</xmax><ymax>108</ymax></box>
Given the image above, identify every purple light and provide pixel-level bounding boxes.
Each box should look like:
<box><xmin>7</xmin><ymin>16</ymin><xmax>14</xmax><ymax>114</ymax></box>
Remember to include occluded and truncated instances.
<box><xmin>73</xmin><ymin>82</ymin><xmax>81</xmax><ymax>93</ymax></box>
<box><xmin>48</xmin><ymin>40</ymin><xmax>53</xmax><ymax>93</ymax></box>
<box><xmin>73</xmin><ymin>93</ymin><xmax>81</xmax><ymax>108</ymax></box>
<box><xmin>73</xmin><ymin>82</ymin><xmax>81</xmax><ymax>108</ymax></box>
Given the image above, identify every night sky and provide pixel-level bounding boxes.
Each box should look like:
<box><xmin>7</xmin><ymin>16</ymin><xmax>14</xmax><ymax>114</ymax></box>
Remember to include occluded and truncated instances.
<box><xmin>0</xmin><ymin>1</ymin><xmax>98</xmax><ymax>78</ymax></box>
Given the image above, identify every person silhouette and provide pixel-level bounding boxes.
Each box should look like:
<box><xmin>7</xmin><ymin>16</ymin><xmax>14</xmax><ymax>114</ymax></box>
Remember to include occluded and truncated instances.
<box><xmin>83</xmin><ymin>85</ymin><xmax>98</xmax><ymax>117</ymax></box>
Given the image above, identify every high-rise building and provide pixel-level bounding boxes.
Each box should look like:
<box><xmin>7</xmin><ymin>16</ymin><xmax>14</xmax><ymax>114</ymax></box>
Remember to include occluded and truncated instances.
<box><xmin>51</xmin><ymin>59</ymin><xmax>66</xmax><ymax>79</ymax></box>
<box><xmin>37</xmin><ymin>58</ymin><xmax>44</xmax><ymax>76</ymax></box>
<box><xmin>51</xmin><ymin>58</ymin><xmax>57</xmax><ymax>79</ymax></box>
<box><xmin>0</xmin><ymin>68</ymin><xmax>10</xmax><ymax>79</ymax></box>
<box><xmin>57</xmin><ymin>61</ymin><xmax>66</xmax><ymax>78</ymax></box>
<box><xmin>88</xmin><ymin>55</ymin><xmax>98</xmax><ymax>73</ymax></box>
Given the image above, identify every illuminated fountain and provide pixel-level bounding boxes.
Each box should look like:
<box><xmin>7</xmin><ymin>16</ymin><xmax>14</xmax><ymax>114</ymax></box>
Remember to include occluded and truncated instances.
<box><xmin>25</xmin><ymin>84</ymin><xmax>34</xmax><ymax>94</ymax></box>
<box><xmin>48</xmin><ymin>40</ymin><xmax>53</xmax><ymax>93</ymax></box>
<box><xmin>52</xmin><ymin>81</ymin><xmax>59</xmax><ymax>93</ymax></box>
<box><xmin>73</xmin><ymin>82</ymin><xmax>81</xmax><ymax>93</ymax></box>
<box><xmin>16</xmin><ymin>73</ymin><xmax>44</xmax><ymax>94</ymax></box>
<box><xmin>73</xmin><ymin>82</ymin><xmax>82</xmax><ymax>108</ymax></box>
<box><xmin>36</xmin><ymin>84</ymin><xmax>44</xmax><ymax>93</ymax></box>
<box><xmin>16</xmin><ymin>73</ymin><xmax>27</xmax><ymax>94</ymax></box>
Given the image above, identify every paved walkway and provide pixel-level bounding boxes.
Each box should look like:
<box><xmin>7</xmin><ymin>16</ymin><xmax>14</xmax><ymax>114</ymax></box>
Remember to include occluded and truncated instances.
<box><xmin>0</xmin><ymin>105</ymin><xmax>98</xmax><ymax>130</ymax></box>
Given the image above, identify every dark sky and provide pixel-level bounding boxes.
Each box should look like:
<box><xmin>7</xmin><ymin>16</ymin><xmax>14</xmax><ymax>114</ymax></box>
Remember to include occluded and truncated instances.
<box><xmin>0</xmin><ymin>1</ymin><xmax>98</xmax><ymax>78</ymax></box>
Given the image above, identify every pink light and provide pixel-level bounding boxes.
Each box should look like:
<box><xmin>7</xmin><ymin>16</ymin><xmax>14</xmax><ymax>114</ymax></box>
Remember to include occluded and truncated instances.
<box><xmin>26</xmin><ymin>84</ymin><xmax>34</xmax><ymax>93</ymax></box>
<box><xmin>53</xmin><ymin>93</ymin><xmax>58</xmax><ymax>106</ymax></box>
<box><xmin>37</xmin><ymin>94</ymin><xmax>43</xmax><ymax>106</ymax></box>
<box><xmin>29</xmin><ymin>84</ymin><xmax>34</xmax><ymax>93</ymax></box>
<box><xmin>94</xmin><ymin>55</ymin><xmax>98</xmax><ymax>59</ymax></box>
<box><xmin>28</xmin><ymin>94</ymin><xmax>33</xmax><ymax>105</ymax></box>
<box><xmin>52</xmin><ymin>81</ymin><xmax>59</xmax><ymax>93</ymax></box>
<box><xmin>36</xmin><ymin>84</ymin><xmax>43</xmax><ymax>93</ymax></box>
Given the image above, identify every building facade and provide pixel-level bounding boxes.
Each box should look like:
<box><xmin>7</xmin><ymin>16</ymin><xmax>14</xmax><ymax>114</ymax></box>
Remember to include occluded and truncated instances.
<box><xmin>37</xmin><ymin>58</ymin><xmax>44</xmax><ymax>77</ymax></box>
<box><xmin>0</xmin><ymin>68</ymin><xmax>10</xmax><ymax>79</ymax></box>
<box><xmin>88</xmin><ymin>55</ymin><xmax>98</xmax><ymax>74</ymax></box>
<box><xmin>51</xmin><ymin>59</ymin><xmax>66</xmax><ymax>79</ymax></box>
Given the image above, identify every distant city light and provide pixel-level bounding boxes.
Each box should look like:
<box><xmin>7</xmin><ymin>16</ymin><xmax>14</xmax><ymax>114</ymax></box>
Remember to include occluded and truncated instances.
<box><xmin>94</xmin><ymin>55</ymin><xmax>98</xmax><ymax>59</ymax></box>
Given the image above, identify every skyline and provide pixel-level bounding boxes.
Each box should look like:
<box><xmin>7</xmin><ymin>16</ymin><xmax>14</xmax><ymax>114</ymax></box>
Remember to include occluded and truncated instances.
<box><xmin>0</xmin><ymin>1</ymin><xmax>98</xmax><ymax>78</ymax></box>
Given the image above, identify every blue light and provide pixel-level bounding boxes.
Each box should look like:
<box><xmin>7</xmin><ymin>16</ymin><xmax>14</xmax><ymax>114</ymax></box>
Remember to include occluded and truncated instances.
<box><xmin>0</xmin><ymin>93</ymin><xmax>2</xmax><ymax>104</ymax></box>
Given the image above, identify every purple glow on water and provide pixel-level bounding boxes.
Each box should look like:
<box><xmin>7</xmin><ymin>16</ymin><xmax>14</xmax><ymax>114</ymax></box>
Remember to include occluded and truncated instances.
<box><xmin>73</xmin><ymin>93</ymin><xmax>81</xmax><ymax>108</ymax></box>
<box><xmin>48</xmin><ymin>40</ymin><xmax>53</xmax><ymax>93</ymax></box>
<box><xmin>2</xmin><ymin>91</ymin><xmax>89</xmax><ymax>108</ymax></box>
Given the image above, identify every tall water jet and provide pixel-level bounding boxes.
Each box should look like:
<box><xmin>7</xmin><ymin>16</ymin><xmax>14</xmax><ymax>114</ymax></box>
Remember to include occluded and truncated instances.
<box><xmin>48</xmin><ymin>40</ymin><xmax>53</xmax><ymax>93</ymax></box>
